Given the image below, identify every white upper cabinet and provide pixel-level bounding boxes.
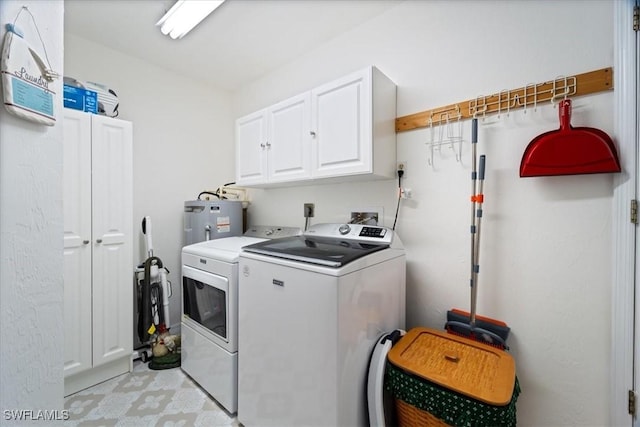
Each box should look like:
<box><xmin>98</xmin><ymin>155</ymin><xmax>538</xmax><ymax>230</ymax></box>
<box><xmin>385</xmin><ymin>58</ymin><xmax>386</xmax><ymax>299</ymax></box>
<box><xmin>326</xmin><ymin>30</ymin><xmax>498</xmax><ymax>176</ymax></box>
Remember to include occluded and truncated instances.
<box><xmin>267</xmin><ymin>92</ymin><xmax>312</xmax><ymax>183</ymax></box>
<box><xmin>311</xmin><ymin>69</ymin><xmax>373</xmax><ymax>178</ymax></box>
<box><xmin>236</xmin><ymin>92</ymin><xmax>312</xmax><ymax>186</ymax></box>
<box><xmin>235</xmin><ymin>66</ymin><xmax>396</xmax><ymax>187</ymax></box>
<box><xmin>236</xmin><ymin>110</ymin><xmax>268</xmax><ymax>185</ymax></box>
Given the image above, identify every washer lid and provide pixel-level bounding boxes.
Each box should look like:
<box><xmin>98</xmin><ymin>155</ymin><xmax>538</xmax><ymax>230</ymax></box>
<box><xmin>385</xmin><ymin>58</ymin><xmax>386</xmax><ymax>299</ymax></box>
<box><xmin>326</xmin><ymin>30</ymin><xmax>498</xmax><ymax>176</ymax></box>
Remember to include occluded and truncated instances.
<box><xmin>241</xmin><ymin>235</ymin><xmax>389</xmax><ymax>268</ymax></box>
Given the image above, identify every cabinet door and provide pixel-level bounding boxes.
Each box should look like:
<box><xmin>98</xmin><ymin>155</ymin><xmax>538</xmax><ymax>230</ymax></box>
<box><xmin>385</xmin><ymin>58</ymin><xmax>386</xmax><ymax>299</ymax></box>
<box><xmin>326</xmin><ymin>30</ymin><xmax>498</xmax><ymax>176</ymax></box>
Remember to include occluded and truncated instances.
<box><xmin>311</xmin><ymin>69</ymin><xmax>372</xmax><ymax>178</ymax></box>
<box><xmin>63</xmin><ymin>109</ymin><xmax>93</xmax><ymax>377</ymax></box>
<box><xmin>91</xmin><ymin>115</ymin><xmax>133</xmax><ymax>368</ymax></box>
<box><xmin>267</xmin><ymin>93</ymin><xmax>312</xmax><ymax>183</ymax></box>
<box><xmin>236</xmin><ymin>110</ymin><xmax>268</xmax><ymax>185</ymax></box>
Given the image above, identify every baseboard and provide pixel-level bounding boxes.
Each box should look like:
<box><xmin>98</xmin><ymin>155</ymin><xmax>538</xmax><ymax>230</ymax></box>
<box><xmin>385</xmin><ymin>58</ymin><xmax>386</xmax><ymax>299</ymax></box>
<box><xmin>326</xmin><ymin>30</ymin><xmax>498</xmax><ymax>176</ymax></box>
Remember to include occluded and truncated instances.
<box><xmin>64</xmin><ymin>356</ymin><xmax>132</xmax><ymax>397</ymax></box>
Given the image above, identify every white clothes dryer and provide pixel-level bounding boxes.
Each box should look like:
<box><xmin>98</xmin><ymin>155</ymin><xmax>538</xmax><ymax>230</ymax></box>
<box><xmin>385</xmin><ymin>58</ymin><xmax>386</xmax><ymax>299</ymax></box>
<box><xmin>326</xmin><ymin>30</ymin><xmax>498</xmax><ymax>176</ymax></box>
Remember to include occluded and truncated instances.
<box><xmin>181</xmin><ymin>225</ymin><xmax>300</xmax><ymax>414</ymax></box>
<box><xmin>237</xmin><ymin>223</ymin><xmax>406</xmax><ymax>427</ymax></box>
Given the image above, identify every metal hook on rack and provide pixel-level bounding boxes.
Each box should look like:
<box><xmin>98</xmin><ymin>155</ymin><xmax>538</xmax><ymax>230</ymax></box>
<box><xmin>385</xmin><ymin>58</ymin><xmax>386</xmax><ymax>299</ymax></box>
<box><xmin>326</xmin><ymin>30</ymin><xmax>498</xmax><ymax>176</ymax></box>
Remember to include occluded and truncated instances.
<box><xmin>500</xmin><ymin>89</ymin><xmax>512</xmax><ymax>117</ymax></box>
<box><xmin>510</xmin><ymin>93</ymin><xmax>522</xmax><ymax>110</ymax></box>
<box><xmin>522</xmin><ymin>83</ymin><xmax>537</xmax><ymax>114</ymax></box>
<box><xmin>426</xmin><ymin>115</ymin><xmax>435</xmax><ymax>167</ymax></box>
<box><xmin>496</xmin><ymin>90</ymin><xmax>506</xmax><ymax>119</ymax></box>
<box><xmin>425</xmin><ymin>106</ymin><xmax>463</xmax><ymax>169</ymax></box>
<box><xmin>550</xmin><ymin>75</ymin><xmax>576</xmax><ymax>105</ymax></box>
<box><xmin>470</xmin><ymin>95</ymin><xmax>488</xmax><ymax>121</ymax></box>
<box><xmin>437</xmin><ymin>112</ymin><xmax>452</xmax><ymax>146</ymax></box>
<box><xmin>439</xmin><ymin>111</ymin><xmax>463</xmax><ymax>163</ymax></box>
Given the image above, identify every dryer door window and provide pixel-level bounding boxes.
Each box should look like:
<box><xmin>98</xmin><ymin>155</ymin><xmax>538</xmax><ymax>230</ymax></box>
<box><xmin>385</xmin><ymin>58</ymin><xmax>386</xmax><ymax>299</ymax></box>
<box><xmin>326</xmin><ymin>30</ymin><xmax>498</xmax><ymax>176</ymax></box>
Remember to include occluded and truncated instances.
<box><xmin>182</xmin><ymin>265</ymin><xmax>229</xmax><ymax>342</ymax></box>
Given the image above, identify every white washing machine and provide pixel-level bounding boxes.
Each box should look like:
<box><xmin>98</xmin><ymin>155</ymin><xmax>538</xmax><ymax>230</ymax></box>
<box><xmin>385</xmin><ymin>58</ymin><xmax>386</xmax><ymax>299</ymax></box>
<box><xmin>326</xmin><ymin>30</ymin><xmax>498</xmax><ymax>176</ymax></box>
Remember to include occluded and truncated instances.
<box><xmin>238</xmin><ymin>223</ymin><xmax>406</xmax><ymax>427</ymax></box>
<box><xmin>181</xmin><ymin>225</ymin><xmax>300</xmax><ymax>414</ymax></box>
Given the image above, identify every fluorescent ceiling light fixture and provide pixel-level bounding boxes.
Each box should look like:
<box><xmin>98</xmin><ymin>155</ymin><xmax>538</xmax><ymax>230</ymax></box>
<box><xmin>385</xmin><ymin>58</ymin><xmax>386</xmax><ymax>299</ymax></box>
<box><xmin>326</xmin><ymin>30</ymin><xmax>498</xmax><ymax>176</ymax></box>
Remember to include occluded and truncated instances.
<box><xmin>156</xmin><ymin>0</ymin><xmax>225</xmax><ymax>39</ymax></box>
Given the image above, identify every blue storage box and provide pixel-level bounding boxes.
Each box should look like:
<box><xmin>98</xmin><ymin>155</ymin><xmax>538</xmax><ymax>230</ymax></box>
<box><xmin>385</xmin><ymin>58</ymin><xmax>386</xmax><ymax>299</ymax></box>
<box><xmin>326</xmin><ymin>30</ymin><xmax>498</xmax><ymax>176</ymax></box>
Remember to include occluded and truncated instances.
<box><xmin>63</xmin><ymin>84</ymin><xmax>98</xmax><ymax>113</ymax></box>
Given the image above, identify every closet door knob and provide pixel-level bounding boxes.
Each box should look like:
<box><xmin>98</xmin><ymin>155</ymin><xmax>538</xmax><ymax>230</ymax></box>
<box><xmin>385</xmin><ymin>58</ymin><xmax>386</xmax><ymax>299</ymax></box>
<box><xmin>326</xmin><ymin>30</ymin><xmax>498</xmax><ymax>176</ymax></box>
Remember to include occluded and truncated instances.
<box><xmin>96</xmin><ymin>239</ymin><xmax>103</xmax><ymax>244</ymax></box>
<box><xmin>83</xmin><ymin>240</ymin><xmax>90</xmax><ymax>245</ymax></box>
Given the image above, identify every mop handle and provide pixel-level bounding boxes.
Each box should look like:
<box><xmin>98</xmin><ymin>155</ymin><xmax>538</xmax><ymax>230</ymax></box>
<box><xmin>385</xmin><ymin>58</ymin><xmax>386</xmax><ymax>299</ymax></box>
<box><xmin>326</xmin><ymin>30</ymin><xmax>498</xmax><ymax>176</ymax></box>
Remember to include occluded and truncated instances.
<box><xmin>470</xmin><ymin>155</ymin><xmax>486</xmax><ymax>326</ymax></box>
<box><xmin>471</xmin><ymin>118</ymin><xmax>478</xmax><ymax>182</ymax></box>
<box><xmin>471</xmin><ymin>118</ymin><xmax>478</xmax><ymax>147</ymax></box>
<box><xmin>469</xmin><ymin>119</ymin><xmax>478</xmax><ymax>297</ymax></box>
<box><xmin>469</xmin><ymin>119</ymin><xmax>478</xmax><ymax>323</ymax></box>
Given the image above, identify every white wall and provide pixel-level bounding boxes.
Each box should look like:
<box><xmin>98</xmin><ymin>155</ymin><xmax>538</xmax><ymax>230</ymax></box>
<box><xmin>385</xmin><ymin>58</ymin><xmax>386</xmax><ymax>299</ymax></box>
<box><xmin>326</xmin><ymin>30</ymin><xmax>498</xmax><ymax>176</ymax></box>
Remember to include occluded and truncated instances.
<box><xmin>0</xmin><ymin>1</ymin><xmax>65</xmax><ymax>425</ymax></box>
<box><xmin>58</xmin><ymin>1</ymin><xmax>618</xmax><ymax>424</ymax></box>
<box><xmin>0</xmin><ymin>0</ymin><xmax>617</xmax><ymax>425</ymax></box>
<box><xmin>64</xmin><ymin>34</ymin><xmax>235</xmax><ymax>332</ymax></box>
<box><xmin>233</xmin><ymin>1</ymin><xmax>615</xmax><ymax>425</ymax></box>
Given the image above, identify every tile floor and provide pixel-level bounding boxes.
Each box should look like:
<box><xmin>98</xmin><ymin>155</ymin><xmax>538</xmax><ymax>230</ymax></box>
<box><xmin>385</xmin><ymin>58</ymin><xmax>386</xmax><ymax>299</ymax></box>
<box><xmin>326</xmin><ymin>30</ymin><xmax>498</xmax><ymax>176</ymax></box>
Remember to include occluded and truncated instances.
<box><xmin>64</xmin><ymin>360</ymin><xmax>239</xmax><ymax>427</ymax></box>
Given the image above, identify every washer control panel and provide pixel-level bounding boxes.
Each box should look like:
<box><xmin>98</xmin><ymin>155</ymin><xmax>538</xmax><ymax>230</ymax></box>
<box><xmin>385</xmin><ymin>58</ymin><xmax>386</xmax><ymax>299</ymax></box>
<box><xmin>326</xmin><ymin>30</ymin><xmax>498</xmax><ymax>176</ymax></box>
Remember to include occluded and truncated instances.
<box><xmin>305</xmin><ymin>223</ymin><xmax>393</xmax><ymax>244</ymax></box>
<box><xmin>359</xmin><ymin>226</ymin><xmax>387</xmax><ymax>238</ymax></box>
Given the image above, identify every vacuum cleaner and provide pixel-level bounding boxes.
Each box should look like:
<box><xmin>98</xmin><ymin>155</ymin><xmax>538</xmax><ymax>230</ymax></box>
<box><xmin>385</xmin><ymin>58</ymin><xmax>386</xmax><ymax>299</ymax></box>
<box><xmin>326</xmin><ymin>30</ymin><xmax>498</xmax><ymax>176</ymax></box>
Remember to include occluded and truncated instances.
<box><xmin>135</xmin><ymin>216</ymin><xmax>172</xmax><ymax>362</ymax></box>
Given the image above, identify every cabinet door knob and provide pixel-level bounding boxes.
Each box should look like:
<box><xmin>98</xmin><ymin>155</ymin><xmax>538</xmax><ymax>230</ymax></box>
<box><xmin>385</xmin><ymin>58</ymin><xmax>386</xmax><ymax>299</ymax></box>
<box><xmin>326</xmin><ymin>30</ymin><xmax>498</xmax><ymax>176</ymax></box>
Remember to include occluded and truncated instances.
<box><xmin>310</xmin><ymin>131</ymin><xmax>316</xmax><ymax>137</ymax></box>
<box><xmin>260</xmin><ymin>143</ymin><xmax>265</xmax><ymax>149</ymax></box>
<box><xmin>266</xmin><ymin>142</ymin><xmax>271</xmax><ymax>149</ymax></box>
<box><xmin>83</xmin><ymin>240</ymin><xmax>90</xmax><ymax>245</ymax></box>
<box><xmin>96</xmin><ymin>239</ymin><xmax>103</xmax><ymax>244</ymax></box>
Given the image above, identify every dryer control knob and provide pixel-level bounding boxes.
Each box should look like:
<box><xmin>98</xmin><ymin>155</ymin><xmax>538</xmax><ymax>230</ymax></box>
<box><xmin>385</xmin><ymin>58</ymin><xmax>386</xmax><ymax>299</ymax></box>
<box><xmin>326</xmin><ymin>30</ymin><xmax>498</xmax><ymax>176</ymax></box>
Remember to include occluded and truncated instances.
<box><xmin>338</xmin><ymin>224</ymin><xmax>351</xmax><ymax>235</ymax></box>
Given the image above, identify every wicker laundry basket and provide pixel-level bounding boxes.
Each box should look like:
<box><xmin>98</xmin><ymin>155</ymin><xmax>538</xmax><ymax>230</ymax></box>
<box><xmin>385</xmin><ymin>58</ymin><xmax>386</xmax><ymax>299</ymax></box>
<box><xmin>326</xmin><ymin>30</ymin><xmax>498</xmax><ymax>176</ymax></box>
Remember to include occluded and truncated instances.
<box><xmin>386</xmin><ymin>327</ymin><xmax>520</xmax><ymax>427</ymax></box>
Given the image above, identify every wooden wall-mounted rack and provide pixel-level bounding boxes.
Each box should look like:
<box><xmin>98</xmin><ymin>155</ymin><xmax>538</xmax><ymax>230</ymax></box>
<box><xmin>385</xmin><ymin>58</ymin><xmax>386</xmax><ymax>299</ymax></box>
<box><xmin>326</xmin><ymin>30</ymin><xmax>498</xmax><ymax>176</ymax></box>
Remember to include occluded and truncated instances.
<box><xmin>395</xmin><ymin>67</ymin><xmax>613</xmax><ymax>133</ymax></box>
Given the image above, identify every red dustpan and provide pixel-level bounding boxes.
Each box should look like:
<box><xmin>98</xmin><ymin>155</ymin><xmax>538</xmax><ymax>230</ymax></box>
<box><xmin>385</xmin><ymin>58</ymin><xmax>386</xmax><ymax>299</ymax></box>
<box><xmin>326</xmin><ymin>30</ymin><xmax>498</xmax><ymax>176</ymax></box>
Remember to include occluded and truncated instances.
<box><xmin>520</xmin><ymin>99</ymin><xmax>621</xmax><ymax>177</ymax></box>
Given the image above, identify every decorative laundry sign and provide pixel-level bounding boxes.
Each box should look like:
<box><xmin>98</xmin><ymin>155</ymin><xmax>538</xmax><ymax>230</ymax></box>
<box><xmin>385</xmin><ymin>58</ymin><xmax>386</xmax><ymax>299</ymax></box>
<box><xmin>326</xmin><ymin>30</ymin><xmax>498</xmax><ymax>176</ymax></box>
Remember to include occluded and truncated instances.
<box><xmin>1</xmin><ymin>7</ymin><xmax>59</xmax><ymax>126</ymax></box>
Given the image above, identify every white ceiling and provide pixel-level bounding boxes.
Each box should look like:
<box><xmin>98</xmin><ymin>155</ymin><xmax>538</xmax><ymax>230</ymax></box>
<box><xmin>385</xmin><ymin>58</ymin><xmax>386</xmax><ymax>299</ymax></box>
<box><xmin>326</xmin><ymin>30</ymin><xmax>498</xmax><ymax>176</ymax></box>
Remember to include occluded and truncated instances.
<box><xmin>64</xmin><ymin>0</ymin><xmax>399</xmax><ymax>92</ymax></box>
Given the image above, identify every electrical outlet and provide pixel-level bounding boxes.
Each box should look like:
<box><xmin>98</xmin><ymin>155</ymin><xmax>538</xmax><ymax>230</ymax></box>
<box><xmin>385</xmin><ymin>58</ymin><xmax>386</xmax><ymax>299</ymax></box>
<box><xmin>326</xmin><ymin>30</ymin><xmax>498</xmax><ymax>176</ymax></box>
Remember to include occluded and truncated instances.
<box><xmin>304</xmin><ymin>203</ymin><xmax>315</xmax><ymax>218</ymax></box>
